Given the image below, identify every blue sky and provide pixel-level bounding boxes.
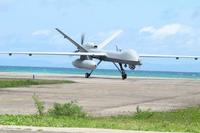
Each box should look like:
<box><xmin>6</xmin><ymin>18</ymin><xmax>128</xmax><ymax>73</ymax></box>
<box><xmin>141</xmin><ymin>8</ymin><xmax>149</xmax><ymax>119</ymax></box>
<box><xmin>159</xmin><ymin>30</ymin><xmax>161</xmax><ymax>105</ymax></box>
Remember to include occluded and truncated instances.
<box><xmin>1</xmin><ymin>0</ymin><xmax>200</xmax><ymax>72</ymax></box>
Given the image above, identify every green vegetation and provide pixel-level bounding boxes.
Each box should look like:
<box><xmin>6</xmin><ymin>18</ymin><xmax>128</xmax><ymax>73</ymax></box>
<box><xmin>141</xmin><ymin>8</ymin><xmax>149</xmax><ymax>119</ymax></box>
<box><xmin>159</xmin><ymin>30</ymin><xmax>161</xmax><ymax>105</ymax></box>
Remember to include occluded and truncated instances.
<box><xmin>32</xmin><ymin>93</ymin><xmax>45</xmax><ymax>115</ymax></box>
<box><xmin>0</xmin><ymin>79</ymin><xmax>74</xmax><ymax>88</ymax></box>
<box><xmin>48</xmin><ymin>101</ymin><xmax>87</xmax><ymax>118</ymax></box>
<box><xmin>32</xmin><ymin>93</ymin><xmax>87</xmax><ymax>117</ymax></box>
<box><xmin>0</xmin><ymin>105</ymin><xmax>199</xmax><ymax>132</ymax></box>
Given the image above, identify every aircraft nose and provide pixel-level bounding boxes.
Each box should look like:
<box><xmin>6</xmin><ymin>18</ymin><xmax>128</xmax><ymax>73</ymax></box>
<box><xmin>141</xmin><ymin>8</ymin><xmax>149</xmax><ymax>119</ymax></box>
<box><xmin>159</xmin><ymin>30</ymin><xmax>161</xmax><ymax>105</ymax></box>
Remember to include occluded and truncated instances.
<box><xmin>126</xmin><ymin>49</ymin><xmax>139</xmax><ymax>61</ymax></box>
<box><xmin>138</xmin><ymin>60</ymin><xmax>142</xmax><ymax>65</ymax></box>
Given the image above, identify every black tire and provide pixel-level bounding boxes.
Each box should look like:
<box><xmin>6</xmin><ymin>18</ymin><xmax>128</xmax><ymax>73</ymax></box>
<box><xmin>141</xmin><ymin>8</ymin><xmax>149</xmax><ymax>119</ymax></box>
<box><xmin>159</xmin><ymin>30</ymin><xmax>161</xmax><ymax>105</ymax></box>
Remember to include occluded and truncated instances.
<box><xmin>85</xmin><ymin>73</ymin><xmax>90</xmax><ymax>78</ymax></box>
<box><xmin>122</xmin><ymin>74</ymin><xmax>127</xmax><ymax>80</ymax></box>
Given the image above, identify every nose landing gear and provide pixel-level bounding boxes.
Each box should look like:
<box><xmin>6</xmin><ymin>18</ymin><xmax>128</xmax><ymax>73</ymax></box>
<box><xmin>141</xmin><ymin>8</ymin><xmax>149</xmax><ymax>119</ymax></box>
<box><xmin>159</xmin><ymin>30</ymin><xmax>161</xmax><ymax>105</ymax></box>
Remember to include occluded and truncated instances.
<box><xmin>119</xmin><ymin>63</ymin><xmax>127</xmax><ymax>80</ymax></box>
<box><xmin>122</xmin><ymin>73</ymin><xmax>127</xmax><ymax>80</ymax></box>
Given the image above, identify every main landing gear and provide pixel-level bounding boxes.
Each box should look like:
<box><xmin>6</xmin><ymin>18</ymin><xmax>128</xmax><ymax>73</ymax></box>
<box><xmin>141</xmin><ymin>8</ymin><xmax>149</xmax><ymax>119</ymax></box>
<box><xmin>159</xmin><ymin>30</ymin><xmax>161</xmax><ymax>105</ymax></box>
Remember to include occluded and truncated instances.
<box><xmin>85</xmin><ymin>60</ymin><xmax>129</xmax><ymax>80</ymax></box>
<box><xmin>113</xmin><ymin>63</ymin><xmax>127</xmax><ymax>80</ymax></box>
<box><xmin>85</xmin><ymin>73</ymin><xmax>91</xmax><ymax>78</ymax></box>
<box><xmin>85</xmin><ymin>60</ymin><xmax>102</xmax><ymax>78</ymax></box>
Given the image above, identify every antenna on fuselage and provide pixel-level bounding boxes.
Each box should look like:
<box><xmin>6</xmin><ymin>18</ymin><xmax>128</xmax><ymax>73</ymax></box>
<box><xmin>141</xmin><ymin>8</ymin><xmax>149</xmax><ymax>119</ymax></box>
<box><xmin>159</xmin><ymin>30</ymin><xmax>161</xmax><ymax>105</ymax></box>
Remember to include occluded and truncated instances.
<box><xmin>116</xmin><ymin>45</ymin><xmax>122</xmax><ymax>52</ymax></box>
<box><xmin>81</xmin><ymin>34</ymin><xmax>85</xmax><ymax>45</ymax></box>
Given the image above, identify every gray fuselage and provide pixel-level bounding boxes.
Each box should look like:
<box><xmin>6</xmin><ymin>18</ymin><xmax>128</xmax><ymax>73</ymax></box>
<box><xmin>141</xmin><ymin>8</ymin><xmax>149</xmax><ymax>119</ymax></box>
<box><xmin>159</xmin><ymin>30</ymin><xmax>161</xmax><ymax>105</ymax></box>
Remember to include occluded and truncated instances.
<box><xmin>90</xmin><ymin>49</ymin><xmax>141</xmax><ymax>66</ymax></box>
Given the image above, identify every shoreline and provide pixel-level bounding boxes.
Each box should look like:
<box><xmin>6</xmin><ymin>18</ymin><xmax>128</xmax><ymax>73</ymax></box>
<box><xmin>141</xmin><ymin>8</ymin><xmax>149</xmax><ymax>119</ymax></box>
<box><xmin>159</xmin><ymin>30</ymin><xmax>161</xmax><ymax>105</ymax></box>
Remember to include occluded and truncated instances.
<box><xmin>1</xmin><ymin>65</ymin><xmax>200</xmax><ymax>80</ymax></box>
<box><xmin>0</xmin><ymin>71</ymin><xmax>199</xmax><ymax>81</ymax></box>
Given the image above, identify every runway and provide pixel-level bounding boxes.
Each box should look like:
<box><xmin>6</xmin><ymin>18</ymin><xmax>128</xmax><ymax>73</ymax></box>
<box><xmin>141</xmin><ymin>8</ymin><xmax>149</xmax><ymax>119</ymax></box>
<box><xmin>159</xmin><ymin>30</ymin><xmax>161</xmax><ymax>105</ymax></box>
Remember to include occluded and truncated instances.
<box><xmin>0</xmin><ymin>73</ymin><xmax>200</xmax><ymax>116</ymax></box>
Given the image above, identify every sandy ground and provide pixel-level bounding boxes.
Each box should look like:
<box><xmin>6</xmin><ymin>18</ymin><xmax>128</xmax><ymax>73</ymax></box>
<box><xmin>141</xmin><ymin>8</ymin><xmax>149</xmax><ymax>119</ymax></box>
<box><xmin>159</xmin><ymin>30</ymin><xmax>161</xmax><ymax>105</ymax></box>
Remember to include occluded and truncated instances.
<box><xmin>0</xmin><ymin>72</ymin><xmax>200</xmax><ymax>116</ymax></box>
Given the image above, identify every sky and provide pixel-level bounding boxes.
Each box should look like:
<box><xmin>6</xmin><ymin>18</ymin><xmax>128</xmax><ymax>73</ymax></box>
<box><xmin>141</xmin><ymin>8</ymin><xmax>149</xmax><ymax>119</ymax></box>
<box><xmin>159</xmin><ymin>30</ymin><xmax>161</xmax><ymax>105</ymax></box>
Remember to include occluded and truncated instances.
<box><xmin>1</xmin><ymin>0</ymin><xmax>200</xmax><ymax>72</ymax></box>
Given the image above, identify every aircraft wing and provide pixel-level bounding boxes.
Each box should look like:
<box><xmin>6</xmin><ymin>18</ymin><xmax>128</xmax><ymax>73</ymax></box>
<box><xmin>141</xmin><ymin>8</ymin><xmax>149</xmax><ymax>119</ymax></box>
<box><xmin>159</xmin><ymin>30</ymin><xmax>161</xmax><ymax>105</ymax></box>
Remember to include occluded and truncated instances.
<box><xmin>55</xmin><ymin>28</ymin><xmax>88</xmax><ymax>52</ymax></box>
<box><xmin>139</xmin><ymin>54</ymin><xmax>200</xmax><ymax>60</ymax></box>
<box><xmin>0</xmin><ymin>52</ymin><xmax>107</xmax><ymax>56</ymax></box>
<box><xmin>98</xmin><ymin>30</ymin><xmax>123</xmax><ymax>49</ymax></box>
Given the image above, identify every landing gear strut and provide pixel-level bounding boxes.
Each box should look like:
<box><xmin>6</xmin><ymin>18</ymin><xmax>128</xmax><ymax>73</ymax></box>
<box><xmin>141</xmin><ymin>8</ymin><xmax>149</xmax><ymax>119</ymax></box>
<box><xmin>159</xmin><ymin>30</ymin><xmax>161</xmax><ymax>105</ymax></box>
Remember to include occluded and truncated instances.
<box><xmin>119</xmin><ymin>63</ymin><xmax>127</xmax><ymax>80</ymax></box>
<box><xmin>113</xmin><ymin>63</ymin><xmax>127</xmax><ymax>80</ymax></box>
<box><xmin>85</xmin><ymin>60</ymin><xmax>102</xmax><ymax>78</ymax></box>
<box><xmin>85</xmin><ymin>73</ymin><xmax>91</xmax><ymax>78</ymax></box>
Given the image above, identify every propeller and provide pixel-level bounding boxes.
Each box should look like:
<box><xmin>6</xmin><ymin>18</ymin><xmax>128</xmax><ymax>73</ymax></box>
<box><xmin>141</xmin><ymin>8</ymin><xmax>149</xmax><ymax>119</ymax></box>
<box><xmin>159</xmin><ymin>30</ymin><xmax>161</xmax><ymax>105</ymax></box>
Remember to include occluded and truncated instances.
<box><xmin>75</xmin><ymin>34</ymin><xmax>85</xmax><ymax>53</ymax></box>
<box><xmin>81</xmin><ymin>34</ymin><xmax>85</xmax><ymax>45</ymax></box>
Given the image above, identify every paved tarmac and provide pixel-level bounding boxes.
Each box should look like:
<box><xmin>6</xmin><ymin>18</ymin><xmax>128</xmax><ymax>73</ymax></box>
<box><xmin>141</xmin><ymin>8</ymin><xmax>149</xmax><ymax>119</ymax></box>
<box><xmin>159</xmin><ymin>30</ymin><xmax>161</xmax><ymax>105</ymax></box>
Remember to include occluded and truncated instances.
<box><xmin>0</xmin><ymin>73</ymin><xmax>200</xmax><ymax>116</ymax></box>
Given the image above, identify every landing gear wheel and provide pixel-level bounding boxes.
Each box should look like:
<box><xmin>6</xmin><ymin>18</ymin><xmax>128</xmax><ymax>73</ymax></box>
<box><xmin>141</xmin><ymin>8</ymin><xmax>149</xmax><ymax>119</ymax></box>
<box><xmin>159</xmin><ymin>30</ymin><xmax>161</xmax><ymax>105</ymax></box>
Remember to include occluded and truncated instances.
<box><xmin>122</xmin><ymin>73</ymin><xmax>127</xmax><ymax>80</ymax></box>
<box><xmin>85</xmin><ymin>73</ymin><xmax>91</xmax><ymax>78</ymax></box>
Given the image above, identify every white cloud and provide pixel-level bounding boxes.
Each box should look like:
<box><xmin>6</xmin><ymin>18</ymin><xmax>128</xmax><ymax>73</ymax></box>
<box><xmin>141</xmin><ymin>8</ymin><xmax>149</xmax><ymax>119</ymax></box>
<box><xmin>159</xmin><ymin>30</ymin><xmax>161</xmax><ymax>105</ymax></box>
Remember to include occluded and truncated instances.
<box><xmin>139</xmin><ymin>23</ymin><xmax>192</xmax><ymax>40</ymax></box>
<box><xmin>139</xmin><ymin>26</ymin><xmax>155</xmax><ymax>33</ymax></box>
<box><xmin>32</xmin><ymin>30</ymin><xmax>52</xmax><ymax>36</ymax></box>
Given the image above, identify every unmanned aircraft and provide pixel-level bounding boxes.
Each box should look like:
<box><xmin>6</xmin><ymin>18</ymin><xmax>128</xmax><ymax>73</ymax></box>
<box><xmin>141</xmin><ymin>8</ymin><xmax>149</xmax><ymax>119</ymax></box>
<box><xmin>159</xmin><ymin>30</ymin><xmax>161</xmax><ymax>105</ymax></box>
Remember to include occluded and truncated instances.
<box><xmin>1</xmin><ymin>28</ymin><xmax>200</xmax><ymax>80</ymax></box>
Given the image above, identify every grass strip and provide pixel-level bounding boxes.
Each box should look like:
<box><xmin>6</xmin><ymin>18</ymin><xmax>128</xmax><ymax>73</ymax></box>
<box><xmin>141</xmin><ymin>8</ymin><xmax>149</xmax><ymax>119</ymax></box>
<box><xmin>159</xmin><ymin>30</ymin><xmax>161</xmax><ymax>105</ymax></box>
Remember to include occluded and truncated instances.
<box><xmin>0</xmin><ymin>107</ymin><xmax>199</xmax><ymax>132</ymax></box>
<box><xmin>0</xmin><ymin>79</ymin><xmax>74</xmax><ymax>88</ymax></box>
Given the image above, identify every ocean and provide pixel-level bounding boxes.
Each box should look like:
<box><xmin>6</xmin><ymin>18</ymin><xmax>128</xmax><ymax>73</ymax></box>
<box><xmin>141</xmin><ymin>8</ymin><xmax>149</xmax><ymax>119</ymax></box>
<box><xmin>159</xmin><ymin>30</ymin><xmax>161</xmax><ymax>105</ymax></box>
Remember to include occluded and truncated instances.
<box><xmin>0</xmin><ymin>66</ymin><xmax>200</xmax><ymax>79</ymax></box>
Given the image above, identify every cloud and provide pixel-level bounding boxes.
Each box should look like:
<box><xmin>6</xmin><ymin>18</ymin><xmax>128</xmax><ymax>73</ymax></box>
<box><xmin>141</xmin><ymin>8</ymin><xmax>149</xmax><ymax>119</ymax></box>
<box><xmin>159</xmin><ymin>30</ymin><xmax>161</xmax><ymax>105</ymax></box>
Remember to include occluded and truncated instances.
<box><xmin>139</xmin><ymin>26</ymin><xmax>155</xmax><ymax>34</ymax></box>
<box><xmin>137</xmin><ymin>23</ymin><xmax>200</xmax><ymax>55</ymax></box>
<box><xmin>32</xmin><ymin>29</ymin><xmax>52</xmax><ymax>36</ymax></box>
<box><xmin>139</xmin><ymin>23</ymin><xmax>192</xmax><ymax>40</ymax></box>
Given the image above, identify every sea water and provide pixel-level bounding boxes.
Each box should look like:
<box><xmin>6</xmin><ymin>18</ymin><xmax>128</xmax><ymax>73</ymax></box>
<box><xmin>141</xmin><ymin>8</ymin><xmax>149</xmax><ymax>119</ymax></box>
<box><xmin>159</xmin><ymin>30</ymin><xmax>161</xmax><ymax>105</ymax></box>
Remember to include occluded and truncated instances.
<box><xmin>0</xmin><ymin>66</ymin><xmax>200</xmax><ymax>79</ymax></box>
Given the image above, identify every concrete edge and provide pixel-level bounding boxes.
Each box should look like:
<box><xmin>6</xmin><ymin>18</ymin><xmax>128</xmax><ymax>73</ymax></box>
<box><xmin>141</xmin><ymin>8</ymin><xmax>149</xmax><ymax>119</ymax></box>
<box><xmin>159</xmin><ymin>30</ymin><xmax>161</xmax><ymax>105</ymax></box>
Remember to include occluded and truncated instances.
<box><xmin>0</xmin><ymin>125</ymin><xmax>183</xmax><ymax>133</ymax></box>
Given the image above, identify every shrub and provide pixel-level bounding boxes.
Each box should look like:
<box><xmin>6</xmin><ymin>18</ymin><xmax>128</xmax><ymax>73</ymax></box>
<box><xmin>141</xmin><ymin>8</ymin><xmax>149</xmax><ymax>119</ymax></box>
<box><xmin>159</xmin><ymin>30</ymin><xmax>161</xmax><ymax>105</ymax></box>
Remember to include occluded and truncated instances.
<box><xmin>48</xmin><ymin>101</ymin><xmax>87</xmax><ymax>118</ymax></box>
<box><xmin>136</xmin><ymin>105</ymin><xmax>142</xmax><ymax>113</ymax></box>
<box><xmin>134</xmin><ymin>106</ymin><xmax>153</xmax><ymax>119</ymax></box>
<box><xmin>32</xmin><ymin>93</ymin><xmax>45</xmax><ymax>115</ymax></box>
